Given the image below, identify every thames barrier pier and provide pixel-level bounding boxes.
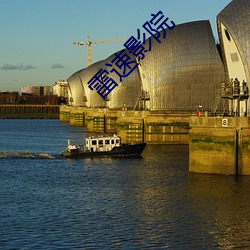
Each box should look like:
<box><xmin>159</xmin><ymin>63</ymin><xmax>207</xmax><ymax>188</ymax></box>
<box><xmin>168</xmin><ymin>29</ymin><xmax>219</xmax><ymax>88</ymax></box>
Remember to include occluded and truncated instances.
<box><xmin>60</xmin><ymin>106</ymin><xmax>190</xmax><ymax>144</ymax></box>
<box><xmin>60</xmin><ymin>106</ymin><xmax>250</xmax><ymax>175</ymax></box>
<box><xmin>189</xmin><ymin>117</ymin><xmax>250</xmax><ymax>175</ymax></box>
<box><xmin>60</xmin><ymin>0</ymin><xmax>250</xmax><ymax>175</ymax></box>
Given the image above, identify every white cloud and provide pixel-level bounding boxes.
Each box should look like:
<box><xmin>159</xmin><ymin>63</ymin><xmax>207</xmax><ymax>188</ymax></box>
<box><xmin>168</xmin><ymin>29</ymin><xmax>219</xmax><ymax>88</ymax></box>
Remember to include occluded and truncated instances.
<box><xmin>51</xmin><ymin>63</ymin><xmax>64</xmax><ymax>69</ymax></box>
<box><xmin>1</xmin><ymin>63</ymin><xmax>36</xmax><ymax>70</ymax></box>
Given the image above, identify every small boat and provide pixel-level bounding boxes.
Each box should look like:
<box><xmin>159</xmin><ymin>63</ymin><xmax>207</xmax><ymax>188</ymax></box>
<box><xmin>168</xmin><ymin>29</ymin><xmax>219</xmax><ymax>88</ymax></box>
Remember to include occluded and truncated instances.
<box><xmin>61</xmin><ymin>134</ymin><xmax>146</xmax><ymax>158</ymax></box>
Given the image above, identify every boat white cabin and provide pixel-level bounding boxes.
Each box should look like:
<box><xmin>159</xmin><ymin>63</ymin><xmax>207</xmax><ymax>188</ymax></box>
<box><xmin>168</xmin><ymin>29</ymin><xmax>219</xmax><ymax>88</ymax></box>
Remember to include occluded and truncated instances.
<box><xmin>85</xmin><ymin>134</ymin><xmax>121</xmax><ymax>152</ymax></box>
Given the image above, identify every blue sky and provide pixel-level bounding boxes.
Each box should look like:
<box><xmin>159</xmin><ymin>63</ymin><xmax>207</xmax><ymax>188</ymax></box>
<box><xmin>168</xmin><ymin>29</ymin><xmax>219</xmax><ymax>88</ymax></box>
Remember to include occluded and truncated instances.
<box><xmin>0</xmin><ymin>0</ymin><xmax>232</xmax><ymax>92</ymax></box>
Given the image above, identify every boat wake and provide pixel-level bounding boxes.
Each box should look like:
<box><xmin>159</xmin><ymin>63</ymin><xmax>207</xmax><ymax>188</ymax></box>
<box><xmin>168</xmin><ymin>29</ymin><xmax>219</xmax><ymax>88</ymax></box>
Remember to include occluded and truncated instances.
<box><xmin>0</xmin><ymin>151</ymin><xmax>55</xmax><ymax>159</ymax></box>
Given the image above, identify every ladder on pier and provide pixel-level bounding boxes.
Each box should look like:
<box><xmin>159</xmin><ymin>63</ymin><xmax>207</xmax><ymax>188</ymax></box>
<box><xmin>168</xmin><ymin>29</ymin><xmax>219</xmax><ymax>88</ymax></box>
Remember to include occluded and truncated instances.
<box><xmin>212</xmin><ymin>89</ymin><xmax>222</xmax><ymax>116</ymax></box>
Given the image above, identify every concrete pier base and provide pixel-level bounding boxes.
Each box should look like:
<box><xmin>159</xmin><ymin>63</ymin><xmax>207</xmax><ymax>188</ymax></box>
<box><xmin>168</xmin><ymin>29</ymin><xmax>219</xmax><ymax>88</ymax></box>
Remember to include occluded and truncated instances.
<box><xmin>60</xmin><ymin>107</ymin><xmax>250</xmax><ymax>175</ymax></box>
<box><xmin>60</xmin><ymin>106</ymin><xmax>190</xmax><ymax>144</ymax></box>
<box><xmin>59</xmin><ymin>106</ymin><xmax>71</xmax><ymax>122</ymax></box>
<box><xmin>189</xmin><ymin>117</ymin><xmax>250</xmax><ymax>175</ymax></box>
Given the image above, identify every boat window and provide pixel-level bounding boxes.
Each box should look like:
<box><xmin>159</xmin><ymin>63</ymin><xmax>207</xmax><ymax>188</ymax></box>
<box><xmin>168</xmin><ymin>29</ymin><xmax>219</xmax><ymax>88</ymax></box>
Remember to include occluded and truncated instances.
<box><xmin>92</xmin><ymin>140</ymin><xmax>97</xmax><ymax>145</ymax></box>
<box><xmin>98</xmin><ymin>140</ymin><xmax>103</xmax><ymax>145</ymax></box>
<box><xmin>86</xmin><ymin>140</ymin><xmax>89</xmax><ymax>145</ymax></box>
<box><xmin>105</xmin><ymin>140</ymin><xmax>110</xmax><ymax>144</ymax></box>
<box><xmin>116</xmin><ymin>139</ymin><xmax>119</xmax><ymax>144</ymax></box>
<box><xmin>111</xmin><ymin>140</ymin><xmax>114</xmax><ymax>144</ymax></box>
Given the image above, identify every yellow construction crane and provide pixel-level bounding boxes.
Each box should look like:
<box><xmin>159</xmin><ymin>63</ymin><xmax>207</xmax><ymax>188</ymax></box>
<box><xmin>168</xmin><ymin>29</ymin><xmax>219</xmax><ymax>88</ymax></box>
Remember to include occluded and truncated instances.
<box><xmin>73</xmin><ymin>35</ymin><xmax>128</xmax><ymax>66</ymax></box>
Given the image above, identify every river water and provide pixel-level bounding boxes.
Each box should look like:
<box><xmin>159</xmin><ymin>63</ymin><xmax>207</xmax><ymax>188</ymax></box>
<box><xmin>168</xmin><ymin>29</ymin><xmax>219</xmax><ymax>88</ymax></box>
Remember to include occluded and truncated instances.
<box><xmin>0</xmin><ymin>119</ymin><xmax>250</xmax><ymax>249</ymax></box>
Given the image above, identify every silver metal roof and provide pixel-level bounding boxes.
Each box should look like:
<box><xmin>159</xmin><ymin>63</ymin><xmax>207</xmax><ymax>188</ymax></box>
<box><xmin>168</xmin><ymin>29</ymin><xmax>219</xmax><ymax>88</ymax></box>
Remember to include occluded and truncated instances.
<box><xmin>68</xmin><ymin>20</ymin><xmax>225</xmax><ymax>111</ymax></box>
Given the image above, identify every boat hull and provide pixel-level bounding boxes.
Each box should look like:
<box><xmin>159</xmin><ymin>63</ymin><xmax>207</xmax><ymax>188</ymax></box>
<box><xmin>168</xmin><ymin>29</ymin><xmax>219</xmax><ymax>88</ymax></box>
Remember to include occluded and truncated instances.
<box><xmin>62</xmin><ymin>142</ymin><xmax>146</xmax><ymax>159</ymax></box>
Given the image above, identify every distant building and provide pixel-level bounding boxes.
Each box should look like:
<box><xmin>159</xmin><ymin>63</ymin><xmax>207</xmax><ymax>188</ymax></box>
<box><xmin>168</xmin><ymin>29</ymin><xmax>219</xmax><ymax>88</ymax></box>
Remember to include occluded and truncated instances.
<box><xmin>21</xmin><ymin>86</ymin><xmax>39</xmax><ymax>96</ymax></box>
<box><xmin>22</xmin><ymin>95</ymin><xmax>59</xmax><ymax>105</ymax></box>
<box><xmin>21</xmin><ymin>86</ymin><xmax>53</xmax><ymax>96</ymax></box>
<box><xmin>0</xmin><ymin>92</ymin><xmax>19</xmax><ymax>104</ymax></box>
<box><xmin>52</xmin><ymin>80</ymin><xmax>68</xmax><ymax>98</ymax></box>
<box><xmin>43</xmin><ymin>86</ymin><xmax>53</xmax><ymax>96</ymax></box>
<box><xmin>20</xmin><ymin>85</ymin><xmax>59</xmax><ymax>105</ymax></box>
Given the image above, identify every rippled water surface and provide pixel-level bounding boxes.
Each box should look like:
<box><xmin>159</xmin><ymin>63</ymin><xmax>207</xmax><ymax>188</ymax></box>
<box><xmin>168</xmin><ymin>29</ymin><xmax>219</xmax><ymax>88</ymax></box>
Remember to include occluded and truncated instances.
<box><xmin>0</xmin><ymin>119</ymin><xmax>250</xmax><ymax>249</ymax></box>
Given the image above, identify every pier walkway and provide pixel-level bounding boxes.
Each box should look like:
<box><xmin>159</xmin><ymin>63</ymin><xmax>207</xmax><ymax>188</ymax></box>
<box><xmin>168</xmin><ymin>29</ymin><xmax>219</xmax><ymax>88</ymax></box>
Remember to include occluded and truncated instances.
<box><xmin>0</xmin><ymin>105</ymin><xmax>59</xmax><ymax>119</ymax></box>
